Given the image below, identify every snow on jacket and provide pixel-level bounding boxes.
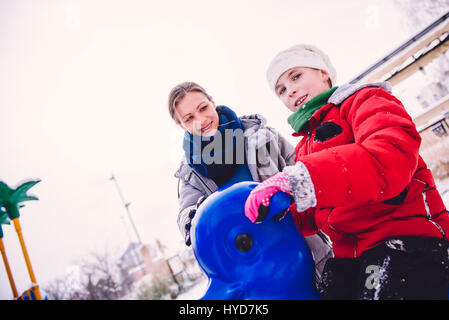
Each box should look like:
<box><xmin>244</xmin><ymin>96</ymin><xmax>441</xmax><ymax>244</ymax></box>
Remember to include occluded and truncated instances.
<box><xmin>287</xmin><ymin>82</ymin><xmax>449</xmax><ymax>258</ymax></box>
<box><xmin>175</xmin><ymin>113</ymin><xmax>333</xmax><ymax>276</ymax></box>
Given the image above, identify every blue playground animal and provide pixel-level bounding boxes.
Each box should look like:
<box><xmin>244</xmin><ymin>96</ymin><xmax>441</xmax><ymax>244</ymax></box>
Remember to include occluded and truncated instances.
<box><xmin>190</xmin><ymin>181</ymin><xmax>320</xmax><ymax>300</ymax></box>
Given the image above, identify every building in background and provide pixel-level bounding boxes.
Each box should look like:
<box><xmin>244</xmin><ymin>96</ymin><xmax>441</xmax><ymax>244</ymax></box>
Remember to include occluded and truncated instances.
<box><xmin>351</xmin><ymin>11</ymin><xmax>449</xmax><ymax>185</ymax></box>
<box><xmin>117</xmin><ymin>240</ymin><xmax>203</xmax><ymax>298</ymax></box>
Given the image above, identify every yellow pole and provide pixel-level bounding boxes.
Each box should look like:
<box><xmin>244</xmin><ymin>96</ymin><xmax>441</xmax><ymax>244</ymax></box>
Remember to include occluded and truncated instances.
<box><xmin>13</xmin><ymin>218</ymin><xmax>42</xmax><ymax>300</ymax></box>
<box><xmin>0</xmin><ymin>237</ymin><xmax>19</xmax><ymax>298</ymax></box>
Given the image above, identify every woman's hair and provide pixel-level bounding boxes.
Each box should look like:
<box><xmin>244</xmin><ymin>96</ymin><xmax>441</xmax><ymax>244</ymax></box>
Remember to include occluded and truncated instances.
<box><xmin>168</xmin><ymin>81</ymin><xmax>211</xmax><ymax>124</ymax></box>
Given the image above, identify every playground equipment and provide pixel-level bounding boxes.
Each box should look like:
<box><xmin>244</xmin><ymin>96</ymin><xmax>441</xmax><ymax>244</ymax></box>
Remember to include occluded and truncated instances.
<box><xmin>0</xmin><ymin>212</ymin><xmax>18</xmax><ymax>298</ymax></box>
<box><xmin>0</xmin><ymin>179</ymin><xmax>43</xmax><ymax>300</ymax></box>
<box><xmin>191</xmin><ymin>181</ymin><xmax>320</xmax><ymax>300</ymax></box>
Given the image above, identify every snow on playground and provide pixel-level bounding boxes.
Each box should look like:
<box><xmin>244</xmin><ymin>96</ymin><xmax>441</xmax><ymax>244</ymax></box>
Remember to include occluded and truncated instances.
<box><xmin>176</xmin><ymin>277</ymin><xmax>208</xmax><ymax>300</ymax></box>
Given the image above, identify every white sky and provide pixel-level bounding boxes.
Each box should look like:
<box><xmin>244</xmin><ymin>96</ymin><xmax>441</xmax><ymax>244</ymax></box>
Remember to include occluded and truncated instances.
<box><xmin>0</xmin><ymin>0</ymin><xmax>429</xmax><ymax>299</ymax></box>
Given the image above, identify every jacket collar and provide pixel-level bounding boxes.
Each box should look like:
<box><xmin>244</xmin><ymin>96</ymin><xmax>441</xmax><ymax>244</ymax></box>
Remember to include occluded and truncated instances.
<box><xmin>328</xmin><ymin>81</ymin><xmax>392</xmax><ymax>105</ymax></box>
<box><xmin>240</xmin><ymin>114</ymin><xmax>267</xmax><ymax>131</ymax></box>
<box><xmin>291</xmin><ymin>81</ymin><xmax>392</xmax><ymax>135</ymax></box>
<box><xmin>174</xmin><ymin>159</ymin><xmax>190</xmax><ymax>179</ymax></box>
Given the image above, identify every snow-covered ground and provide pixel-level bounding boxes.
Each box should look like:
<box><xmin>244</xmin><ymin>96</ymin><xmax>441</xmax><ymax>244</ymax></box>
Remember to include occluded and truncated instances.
<box><xmin>176</xmin><ymin>277</ymin><xmax>208</xmax><ymax>300</ymax></box>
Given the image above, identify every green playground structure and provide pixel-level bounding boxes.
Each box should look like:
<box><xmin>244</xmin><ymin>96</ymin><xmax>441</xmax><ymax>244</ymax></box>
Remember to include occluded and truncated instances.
<box><xmin>0</xmin><ymin>179</ymin><xmax>43</xmax><ymax>300</ymax></box>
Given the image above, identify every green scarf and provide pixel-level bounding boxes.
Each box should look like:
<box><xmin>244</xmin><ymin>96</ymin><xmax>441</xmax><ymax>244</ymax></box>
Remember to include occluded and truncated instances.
<box><xmin>288</xmin><ymin>86</ymin><xmax>338</xmax><ymax>133</ymax></box>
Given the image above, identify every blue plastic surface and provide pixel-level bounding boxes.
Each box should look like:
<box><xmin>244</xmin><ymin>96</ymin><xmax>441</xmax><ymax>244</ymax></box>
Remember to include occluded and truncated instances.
<box><xmin>191</xmin><ymin>181</ymin><xmax>320</xmax><ymax>300</ymax></box>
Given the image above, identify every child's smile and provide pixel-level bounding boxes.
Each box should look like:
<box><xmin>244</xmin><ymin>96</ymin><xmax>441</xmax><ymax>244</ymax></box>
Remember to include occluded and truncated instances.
<box><xmin>295</xmin><ymin>94</ymin><xmax>309</xmax><ymax>109</ymax></box>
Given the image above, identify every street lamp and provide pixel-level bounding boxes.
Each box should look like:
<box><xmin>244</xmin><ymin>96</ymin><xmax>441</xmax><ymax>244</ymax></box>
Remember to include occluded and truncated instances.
<box><xmin>109</xmin><ymin>173</ymin><xmax>142</xmax><ymax>244</ymax></box>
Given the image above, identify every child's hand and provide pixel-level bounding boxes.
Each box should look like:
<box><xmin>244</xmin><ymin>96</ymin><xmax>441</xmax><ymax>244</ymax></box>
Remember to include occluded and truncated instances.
<box><xmin>244</xmin><ymin>172</ymin><xmax>294</xmax><ymax>223</ymax></box>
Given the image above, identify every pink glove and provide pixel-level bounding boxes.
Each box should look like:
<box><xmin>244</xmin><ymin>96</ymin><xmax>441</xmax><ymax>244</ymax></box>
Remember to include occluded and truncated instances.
<box><xmin>244</xmin><ymin>172</ymin><xmax>294</xmax><ymax>223</ymax></box>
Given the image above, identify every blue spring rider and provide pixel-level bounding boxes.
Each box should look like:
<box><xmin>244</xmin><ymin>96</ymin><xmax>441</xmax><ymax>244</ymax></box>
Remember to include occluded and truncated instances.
<box><xmin>190</xmin><ymin>181</ymin><xmax>320</xmax><ymax>300</ymax></box>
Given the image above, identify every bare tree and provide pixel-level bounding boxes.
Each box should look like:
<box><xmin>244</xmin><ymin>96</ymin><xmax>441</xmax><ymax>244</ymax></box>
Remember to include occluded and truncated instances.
<box><xmin>43</xmin><ymin>248</ymin><xmax>124</xmax><ymax>300</ymax></box>
<box><xmin>393</xmin><ymin>0</ymin><xmax>449</xmax><ymax>33</ymax></box>
<box><xmin>77</xmin><ymin>250</ymin><xmax>122</xmax><ymax>300</ymax></box>
<box><xmin>43</xmin><ymin>277</ymin><xmax>72</xmax><ymax>300</ymax></box>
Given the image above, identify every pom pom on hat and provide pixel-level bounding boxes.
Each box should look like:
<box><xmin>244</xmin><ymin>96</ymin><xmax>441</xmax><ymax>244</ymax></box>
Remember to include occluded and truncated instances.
<box><xmin>266</xmin><ymin>44</ymin><xmax>337</xmax><ymax>92</ymax></box>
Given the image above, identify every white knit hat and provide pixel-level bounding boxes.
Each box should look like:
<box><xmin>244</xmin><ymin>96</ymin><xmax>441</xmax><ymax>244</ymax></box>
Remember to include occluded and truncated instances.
<box><xmin>266</xmin><ymin>44</ymin><xmax>337</xmax><ymax>92</ymax></box>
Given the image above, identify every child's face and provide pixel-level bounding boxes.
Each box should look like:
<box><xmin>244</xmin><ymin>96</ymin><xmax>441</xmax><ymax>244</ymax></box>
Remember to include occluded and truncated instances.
<box><xmin>175</xmin><ymin>91</ymin><xmax>219</xmax><ymax>136</ymax></box>
<box><xmin>275</xmin><ymin>67</ymin><xmax>330</xmax><ymax>112</ymax></box>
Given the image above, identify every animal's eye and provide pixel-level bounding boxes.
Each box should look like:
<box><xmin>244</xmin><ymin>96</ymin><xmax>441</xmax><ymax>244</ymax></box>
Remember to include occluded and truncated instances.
<box><xmin>234</xmin><ymin>233</ymin><xmax>253</xmax><ymax>252</ymax></box>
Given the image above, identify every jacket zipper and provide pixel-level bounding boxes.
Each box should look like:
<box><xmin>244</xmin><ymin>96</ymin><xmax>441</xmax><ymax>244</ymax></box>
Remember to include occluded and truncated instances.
<box><xmin>422</xmin><ymin>190</ymin><xmax>446</xmax><ymax>238</ymax></box>
<box><xmin>306</xmin><ymin>126</ymin><xmax>363</xmax><ymax>254</ymax></box>
<box><xmin>307</xmin><ymin>128</ymin><xmax>312</xmax><ymax>155</ymax></box>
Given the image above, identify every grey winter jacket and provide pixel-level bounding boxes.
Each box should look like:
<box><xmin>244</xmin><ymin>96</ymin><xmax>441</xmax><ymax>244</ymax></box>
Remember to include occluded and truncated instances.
<box><xmin>174</xmin><ymin>113</ymin><xmax>333</xmax><ymax>279</ymax></box>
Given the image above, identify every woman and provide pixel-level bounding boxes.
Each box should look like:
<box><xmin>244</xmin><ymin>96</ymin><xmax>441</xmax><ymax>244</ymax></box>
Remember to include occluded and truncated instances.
<box><xmin>169</xmin><ymin>81</ymin><xmax>333</xmax><ymax>282</ymax></box>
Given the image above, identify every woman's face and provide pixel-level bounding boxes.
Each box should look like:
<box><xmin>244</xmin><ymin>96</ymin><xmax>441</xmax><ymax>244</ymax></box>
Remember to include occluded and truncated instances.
<box><xmin>175</xmin><ymin>91</ymin><xmax>219</xmax><ymax>136</ymax></box>
<box><xmin>275</xmin><ymin>67</ymin><xmax>330</xmax><ymax>112</ymax></box>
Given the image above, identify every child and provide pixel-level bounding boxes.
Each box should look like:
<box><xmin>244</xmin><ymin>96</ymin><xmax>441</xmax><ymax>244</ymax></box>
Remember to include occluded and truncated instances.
<box><xmin>245</xmin><ymin>44</ymin><xmax>449</xmax><ymax>299</ymax></box>
<box><xmin>169</xmin><ymin>81</ymin><xmax>333</xmax><ymax>281</ymax></box>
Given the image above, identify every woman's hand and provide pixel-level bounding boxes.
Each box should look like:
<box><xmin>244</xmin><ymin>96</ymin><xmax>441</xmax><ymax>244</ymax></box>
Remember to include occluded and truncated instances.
<box><xmin>184</xmin><ymin>196</ymin><xmax>206</xmax><ymax>246</ymax></box>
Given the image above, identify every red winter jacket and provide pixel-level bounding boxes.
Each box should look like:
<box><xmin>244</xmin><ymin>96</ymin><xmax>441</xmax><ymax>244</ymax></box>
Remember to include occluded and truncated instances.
<box><xmin>291</xmin><ymin>83</ymin><xmax>449</xmax><ymax>258</ymax></box>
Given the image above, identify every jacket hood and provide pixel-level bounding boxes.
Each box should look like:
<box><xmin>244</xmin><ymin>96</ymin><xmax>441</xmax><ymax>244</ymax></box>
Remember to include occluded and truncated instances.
<box><xmin>329</xmin><ymin>81</ymin><xmax>392</xmax><ymax>106</ymax></box>
<box><xmin>240</xmin><ymin>114</ymin><xmax>267</xmax><ymax>131</ymax></box>
<box><xmin>174</xmin><ymin>158</ymin><xmax>190</xmax><ymax>179</ymax></box>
